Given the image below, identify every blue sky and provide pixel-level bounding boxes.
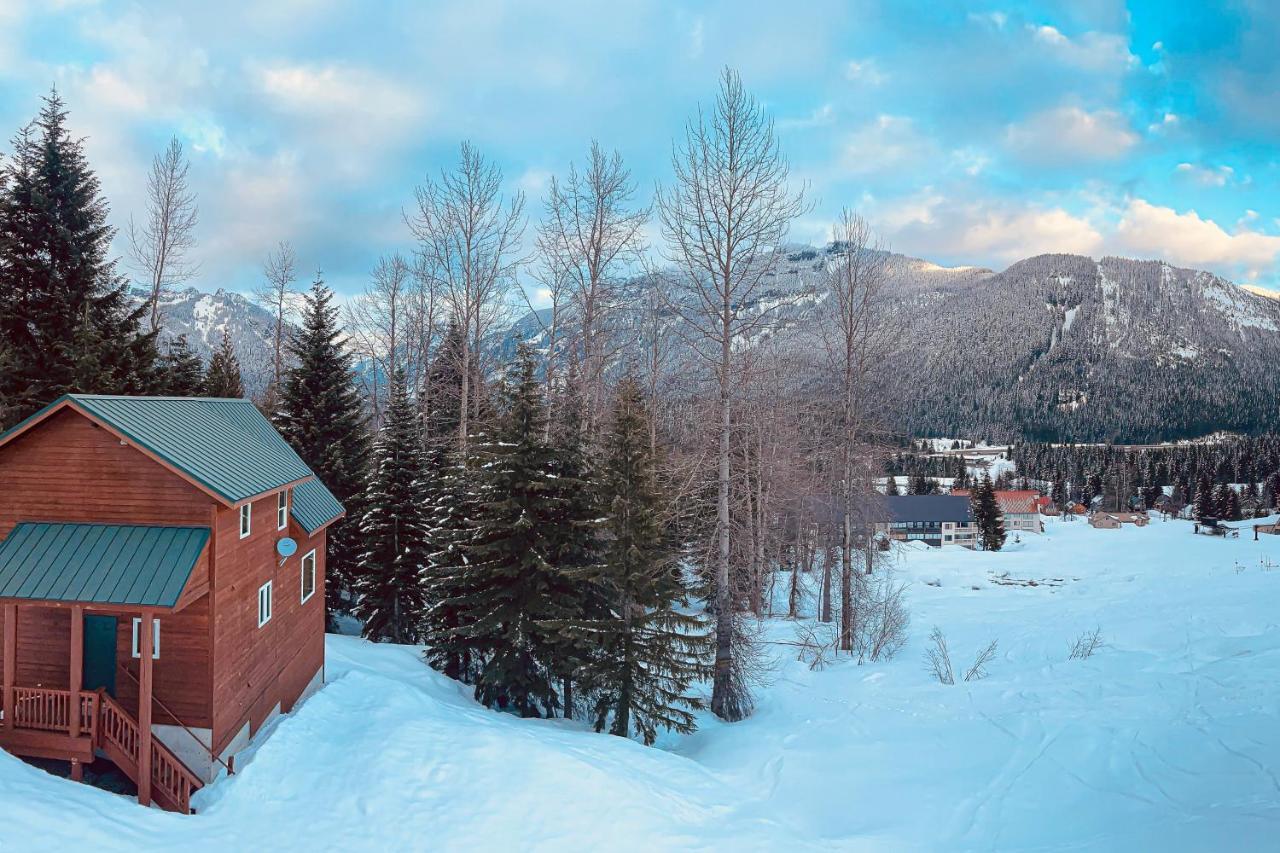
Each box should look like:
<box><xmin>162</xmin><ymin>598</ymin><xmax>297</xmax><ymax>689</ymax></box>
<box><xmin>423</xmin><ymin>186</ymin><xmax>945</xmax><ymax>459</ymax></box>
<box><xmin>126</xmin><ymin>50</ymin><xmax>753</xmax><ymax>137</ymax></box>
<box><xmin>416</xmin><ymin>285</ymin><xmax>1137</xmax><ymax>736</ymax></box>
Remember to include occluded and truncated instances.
<box><xmin>2</xmin><ymin>0</ymin><xmax>1279</xmax><ymax>301</ymax></box>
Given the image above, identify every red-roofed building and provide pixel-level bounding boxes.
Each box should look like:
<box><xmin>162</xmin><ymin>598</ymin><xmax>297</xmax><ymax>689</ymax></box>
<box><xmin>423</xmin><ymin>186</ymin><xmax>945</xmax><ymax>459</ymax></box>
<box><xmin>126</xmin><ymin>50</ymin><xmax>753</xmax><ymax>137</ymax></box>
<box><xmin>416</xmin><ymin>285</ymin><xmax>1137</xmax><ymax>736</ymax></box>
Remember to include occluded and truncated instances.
<box><xmin>950</xmin><ymin>489</ymin><xmax>1044</xmax><ymax>534</ymax></box>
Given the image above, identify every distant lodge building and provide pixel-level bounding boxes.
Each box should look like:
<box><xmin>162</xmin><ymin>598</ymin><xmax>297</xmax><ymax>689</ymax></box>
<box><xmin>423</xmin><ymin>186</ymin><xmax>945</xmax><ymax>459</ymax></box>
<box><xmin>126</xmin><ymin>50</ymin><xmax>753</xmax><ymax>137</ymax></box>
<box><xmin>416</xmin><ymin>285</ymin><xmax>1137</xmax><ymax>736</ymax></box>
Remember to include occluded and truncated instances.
<box><xmin>877</xmin><ymin>496</ymin><xmax>977</xmax><ymax>548</ymax></box>
<box><xmin>951</xmin><ymin>489</ymin><xmax>1045</xmax><ymax>535</ymax></box>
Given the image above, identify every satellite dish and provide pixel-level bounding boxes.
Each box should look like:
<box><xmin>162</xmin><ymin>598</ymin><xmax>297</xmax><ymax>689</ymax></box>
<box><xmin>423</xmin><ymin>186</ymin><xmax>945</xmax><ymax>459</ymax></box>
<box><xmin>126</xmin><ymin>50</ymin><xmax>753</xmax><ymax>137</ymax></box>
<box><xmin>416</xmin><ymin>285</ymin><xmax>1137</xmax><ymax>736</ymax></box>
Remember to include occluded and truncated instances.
<box><xmin>276</xmin><ymin>537</ymin><xmax>298</xmax><ymax>558</ymax></box>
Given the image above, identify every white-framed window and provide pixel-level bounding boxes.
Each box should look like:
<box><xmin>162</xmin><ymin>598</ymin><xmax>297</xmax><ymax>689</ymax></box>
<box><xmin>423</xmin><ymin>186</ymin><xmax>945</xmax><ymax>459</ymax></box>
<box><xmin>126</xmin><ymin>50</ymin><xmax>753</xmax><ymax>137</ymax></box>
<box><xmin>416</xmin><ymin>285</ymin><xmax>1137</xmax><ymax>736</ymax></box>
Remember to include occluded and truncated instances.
<box><xmin>258</xmin><ymin>580</ymin><xmax>273</xmax><ymax>627</ymax></box>
<box><xmin>131</xmin><ymin>618</ymin><xmax>160</xmax><ymax>659</ymax></box>
<box><xmin>300</xmin><ymin>549</ymin><xmax>316</xmax><ymax>604</ymax></box>
<box><xmin>240</xmin><ymin>502</ymin><xmax>252</xmax><ymax>539</ymax></box>
<box><xmin>277</xmin><ymin>490</ymin><xmax>289</xmax><ymax>531</ymax></box>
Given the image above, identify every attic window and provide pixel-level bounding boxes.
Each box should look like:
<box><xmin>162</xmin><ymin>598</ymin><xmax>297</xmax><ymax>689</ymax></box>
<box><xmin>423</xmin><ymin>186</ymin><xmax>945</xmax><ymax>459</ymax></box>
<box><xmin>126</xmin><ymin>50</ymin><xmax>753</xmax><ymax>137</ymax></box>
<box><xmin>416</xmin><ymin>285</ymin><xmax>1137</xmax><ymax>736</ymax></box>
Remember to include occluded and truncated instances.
<box><xmin>240</xmin><ymin>502</ymin><xmax>252</xmax><ymax>539</ymax></box>
<box><xmin>277</xmin><ymin>491</ymin><xmax>288</xmax><ymax>531</ymax></box>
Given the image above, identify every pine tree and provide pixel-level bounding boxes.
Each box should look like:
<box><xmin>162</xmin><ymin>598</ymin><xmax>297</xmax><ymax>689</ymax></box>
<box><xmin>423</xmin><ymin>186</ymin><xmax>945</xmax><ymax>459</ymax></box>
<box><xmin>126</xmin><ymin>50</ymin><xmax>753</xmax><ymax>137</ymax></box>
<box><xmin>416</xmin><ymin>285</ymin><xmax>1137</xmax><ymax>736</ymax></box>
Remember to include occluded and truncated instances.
<box><xmin>158</xmin><ymin>334</ymin><xmax>205</xmax><ymax>396</ymax></box>
<box><xmin>1214</xmin><ymin>483</ymin><xmax>1242</xmax><ymax>522</ymax></box>
<box><xmin>1194</xmin><ymin>472</ymin><xmax>1217</xmax><ymax>520</ymax></box>
<box><xmin>354</xmin><ymin>371</ymin><xmax>430</xmax><ymax>643</ymax></box>
<box><xmin>952</xmin><ymin>467</ymin><xmax>969</xmax><ymax>492</ymax></box>
<box><xmin>0</xmin><ymin>90</ymin><xmax>158</xmax><ymax>426</ymax></box>
<box><xmin>455</xmin><ymin>344</ymin><xmax>577</xmax><ymax>717</ymax></box>
<box><xmin>203</xmin><ymin>329</ymin><xmax>244</xmax><ymax>397</ymax></box>
<box><xmin>572</xmin><ymin>379</ymin><xmax>712</xmax><ymax>744</ymax></box>
<box><xmin>884</xmin><ymin>474</ymin><xmax>901</xmax><ymax>496</ymax></box>
<box><xmin>277</xmin><ymin>276</ymin><xmax>371</xmax><ymax>624</ymax></box>
<box><xmin>421</xmin><ymin>447</ymin><xmax>479</xmax><ymax>681</ymax></box>
<box><xmin>971</xmin><ymin>474</ymin><xmax>1005</xmax><ymax>551</ymax></box>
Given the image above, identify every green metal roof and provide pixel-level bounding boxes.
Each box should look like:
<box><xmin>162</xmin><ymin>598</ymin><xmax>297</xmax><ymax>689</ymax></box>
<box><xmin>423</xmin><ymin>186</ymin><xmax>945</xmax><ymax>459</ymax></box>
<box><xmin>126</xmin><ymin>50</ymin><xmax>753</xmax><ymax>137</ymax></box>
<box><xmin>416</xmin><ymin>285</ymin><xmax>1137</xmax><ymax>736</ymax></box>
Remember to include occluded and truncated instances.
<box><xmin>290</xmin><ymin>478</ymin><xmax>345</xmax><ymax>534</ymax></box>
<box><xmin>0</xmin><ymin>523</ymin><xmax>210</xmax><ymax>607</ymax></box>
<box><xmin>63</xmin><ymin>395</ymin><xmax>315</xmax><ymax>504</ymax></box>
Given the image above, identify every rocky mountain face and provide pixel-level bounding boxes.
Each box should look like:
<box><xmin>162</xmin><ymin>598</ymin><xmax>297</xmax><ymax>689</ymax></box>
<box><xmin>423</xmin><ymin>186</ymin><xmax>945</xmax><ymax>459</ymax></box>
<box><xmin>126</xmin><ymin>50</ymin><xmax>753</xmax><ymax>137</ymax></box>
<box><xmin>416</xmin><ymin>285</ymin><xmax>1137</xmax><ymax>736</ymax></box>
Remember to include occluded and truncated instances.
<box><xmin>160</xmin><ymin>249</ymin><xmax>1280</xmax><ymax>443</ymax></box>
<box><xmin>137</xmin><ymin>286</ymin><xmax>281</xmax><ymax>395</ymax></box>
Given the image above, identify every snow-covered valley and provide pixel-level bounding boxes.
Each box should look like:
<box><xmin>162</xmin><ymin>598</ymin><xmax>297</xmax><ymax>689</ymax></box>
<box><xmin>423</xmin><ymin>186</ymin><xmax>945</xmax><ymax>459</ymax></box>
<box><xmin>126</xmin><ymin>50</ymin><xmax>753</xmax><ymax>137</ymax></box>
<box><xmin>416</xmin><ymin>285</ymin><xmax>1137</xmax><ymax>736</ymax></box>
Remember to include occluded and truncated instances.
<box><xmin>5</xmin><ymin>517</ymin><xmax>1280</xmax><ymax>851</ymax></box>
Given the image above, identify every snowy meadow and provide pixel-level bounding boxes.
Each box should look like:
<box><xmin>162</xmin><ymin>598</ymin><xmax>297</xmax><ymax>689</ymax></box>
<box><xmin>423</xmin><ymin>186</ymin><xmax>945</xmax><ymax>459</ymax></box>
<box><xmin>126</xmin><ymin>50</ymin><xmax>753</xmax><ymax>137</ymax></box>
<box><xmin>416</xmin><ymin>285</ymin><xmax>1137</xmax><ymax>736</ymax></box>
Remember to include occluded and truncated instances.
<box><xmin>4</xmin><ymin>515</ymin><xmax>1280</xmax><ymax>850</ymax></box>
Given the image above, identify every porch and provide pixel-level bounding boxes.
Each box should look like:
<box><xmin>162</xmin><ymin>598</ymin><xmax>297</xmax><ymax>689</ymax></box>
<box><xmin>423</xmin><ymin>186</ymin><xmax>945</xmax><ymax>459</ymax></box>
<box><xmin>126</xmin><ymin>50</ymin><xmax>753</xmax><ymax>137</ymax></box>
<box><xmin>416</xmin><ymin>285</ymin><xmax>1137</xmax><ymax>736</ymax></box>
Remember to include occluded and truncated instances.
<box><xmin>0</xmin><ymin>604</ymin><xmax>203</xmax><ymax>813</ymax></box>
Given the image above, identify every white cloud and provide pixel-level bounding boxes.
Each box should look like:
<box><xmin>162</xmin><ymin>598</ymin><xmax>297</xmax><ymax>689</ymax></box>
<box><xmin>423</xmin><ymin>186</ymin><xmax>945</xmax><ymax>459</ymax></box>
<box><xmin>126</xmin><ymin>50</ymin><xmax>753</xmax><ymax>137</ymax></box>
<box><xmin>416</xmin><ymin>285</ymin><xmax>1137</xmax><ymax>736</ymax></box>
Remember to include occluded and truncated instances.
<box><xmin>778</xmin><ymin>103</ymin><xmax>834</xmax><ymax>131</ymax></box>
<box><xmin>841</xmin><ymin>115</ymin><xmax>934</xmax><ymax>175</ymax></box>
<box><xmin>968</xmin><ymin>11</ymin><xmax>1008</xmax><ymax>29</ymax></box>
<box><xmin>1005</xmin><ymin>105</ymin><xmax>1138</xmax><ymax>164</ymax></box>
<box><xmin>1028</xmin><ymin>24</ymin><xmax>1135</xmax><ymax>72</ymax></box>
<box><xmin>1174</xmin><ymin>162</ymin><xmax>1237</xmax><ymax>188</ymax></box>
<box><xmin>844</xmin><ymin>58</ymin><xmax>885</xmax><ymax>86</ymax></box>
<box><xmin>1114</xmin><ymin>199</ymin><xmax>1280</xmax><ymax>273</ymax></box>
<box><xmin>256</xmin><ymin>62</ymin><xmax>422</xmax><ymax>124</ymax></box>
<box><xmin>516</xmin><ymin>167</ymin><xmax>552</xmax><ymax>194</ymax></box>
<box><xmin>1147</xmin><ymin>112</ymin><xmax>1179</xmax><ymax>134</ymax></box>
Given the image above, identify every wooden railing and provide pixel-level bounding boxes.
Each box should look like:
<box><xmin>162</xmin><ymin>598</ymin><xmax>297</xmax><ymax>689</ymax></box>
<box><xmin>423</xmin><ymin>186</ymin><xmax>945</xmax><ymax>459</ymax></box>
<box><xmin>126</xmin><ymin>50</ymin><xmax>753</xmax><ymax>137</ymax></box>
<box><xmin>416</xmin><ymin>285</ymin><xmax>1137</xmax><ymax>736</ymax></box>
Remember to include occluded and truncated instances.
<box><xmin>11</xmin><ymin>687</ymin><xmax>99</xmax><ymax>741</ymax></box>
<box><xmin>97</xmin><ymin>690</ymin><xmax>201</xmax><ymax>814</ymax></box>
<box><xmin>118</xmin><ymin>663</ymin><xmax>232</xmax><ymax>776</ymax></box>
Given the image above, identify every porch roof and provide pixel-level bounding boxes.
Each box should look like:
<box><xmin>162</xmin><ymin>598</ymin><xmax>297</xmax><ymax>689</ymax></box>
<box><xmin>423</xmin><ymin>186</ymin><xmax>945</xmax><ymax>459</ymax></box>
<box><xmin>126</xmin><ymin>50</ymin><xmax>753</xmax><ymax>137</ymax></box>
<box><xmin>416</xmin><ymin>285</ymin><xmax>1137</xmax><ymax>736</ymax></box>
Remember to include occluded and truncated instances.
<box><xmin>0</xmin><ymin>522</ymin><xmax>209</xmax><ymax>608</ymax></box>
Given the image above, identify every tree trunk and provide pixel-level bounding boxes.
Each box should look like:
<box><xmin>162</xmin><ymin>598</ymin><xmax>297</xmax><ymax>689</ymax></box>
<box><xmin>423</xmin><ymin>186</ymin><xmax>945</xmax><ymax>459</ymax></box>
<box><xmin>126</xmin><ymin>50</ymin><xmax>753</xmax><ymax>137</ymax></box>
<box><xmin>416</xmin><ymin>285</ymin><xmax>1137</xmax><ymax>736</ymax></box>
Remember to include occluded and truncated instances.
<box><xmin>711</xmin><ymin>358</ymin><xmax>737</xmax><ymax>720</ymax></box>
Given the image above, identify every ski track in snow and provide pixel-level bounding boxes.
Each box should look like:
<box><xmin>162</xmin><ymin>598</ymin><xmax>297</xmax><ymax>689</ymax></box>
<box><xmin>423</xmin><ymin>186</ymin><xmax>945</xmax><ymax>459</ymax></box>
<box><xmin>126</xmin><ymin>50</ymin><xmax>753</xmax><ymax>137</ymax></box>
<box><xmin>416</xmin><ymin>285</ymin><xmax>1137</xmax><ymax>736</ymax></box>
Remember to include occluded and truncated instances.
<box><xmin>5</xmin><ymin>518</ymin><xmax>1280</xmax><ymax>850</ymax></box>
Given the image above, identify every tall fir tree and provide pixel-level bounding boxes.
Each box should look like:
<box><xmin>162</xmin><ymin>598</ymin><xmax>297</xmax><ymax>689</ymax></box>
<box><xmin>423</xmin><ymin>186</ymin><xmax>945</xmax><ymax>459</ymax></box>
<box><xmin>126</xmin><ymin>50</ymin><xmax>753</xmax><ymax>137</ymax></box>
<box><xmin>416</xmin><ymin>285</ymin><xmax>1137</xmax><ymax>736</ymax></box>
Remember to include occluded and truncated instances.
<box><xmin>354</xmin><ymin>371</ymin><xmax>430</xmax><ymax>643</ymax></box>
<box><xmin>884</xmin><ymin>474</ymin><xmax>901</xmax><ymax>496</ymax></box>
<box><xmin>203</xmin><ymin>329</ymin><xmax>244</xmax><ymax>397</ymax></box>
<box><xmin>277</xmin><ymin>276</ymin><xmax>371</xmax><ymax>624</ymax></box>
<box><xmin>454</xmin><ymin>344</ymin><xmax>580</xmax><ymax>717</ymax></box>
<box><xmin>577</xmin><ymin>379</ymin><xmax>712</xmax><ymax>744</ymax></box>
<box><xmin>1194</xmin><ymin>472</ymin><xmax>1217</xmax><ymax>520</ymax></box>
<box><xmin>158</xmin><ymin>334</ymin><xmax>205</xmax><ymax>396</ymax></box>
<box><xmin>421</xmin><ymin>447</ymin><xmax>479</xmax><ymax>681</ymax></box>
<box><xmin>971</xmin><ymin>473</ymin><xmax>1006</xmax><ymax>551</ymax></box>
<box><xmin>0</xmin><ymin>90</ymin><xmax>158</xmax><ymax>426</ymax></box>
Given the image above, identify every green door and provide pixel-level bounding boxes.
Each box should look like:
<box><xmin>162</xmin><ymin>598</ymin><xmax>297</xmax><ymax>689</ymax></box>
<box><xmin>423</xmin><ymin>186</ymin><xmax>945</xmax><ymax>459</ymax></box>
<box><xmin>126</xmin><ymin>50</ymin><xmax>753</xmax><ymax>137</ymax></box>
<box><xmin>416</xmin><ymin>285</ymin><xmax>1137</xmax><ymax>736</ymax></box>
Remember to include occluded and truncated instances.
<box><xmin>82</xmin><ymin>615</ymin><xmax>117</xmax><ymax>696</ymax></box>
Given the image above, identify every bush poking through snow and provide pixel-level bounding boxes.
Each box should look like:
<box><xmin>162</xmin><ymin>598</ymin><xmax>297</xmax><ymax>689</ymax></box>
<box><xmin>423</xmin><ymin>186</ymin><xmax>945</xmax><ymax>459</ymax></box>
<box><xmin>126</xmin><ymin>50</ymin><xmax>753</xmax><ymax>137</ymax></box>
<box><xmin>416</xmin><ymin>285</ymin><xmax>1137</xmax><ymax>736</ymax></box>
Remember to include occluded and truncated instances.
<box><xmin>926</xmin><ymin>628</ymin><xmax>998</xmax><ymax>684</ymax></box>
<box><xmin>963</xmin><ymin>640</ymin><xmax>998</xmax><ymax>682</ymax></box>
<box><xmin>1068</xmin><ymin>628</ymin><xmax>1104</xmax><ymax>661</ymax></box>
<box><xmin>925</xmin><ymin>627</ymin><xmax>955</xmax><ymax>684</ymax></box>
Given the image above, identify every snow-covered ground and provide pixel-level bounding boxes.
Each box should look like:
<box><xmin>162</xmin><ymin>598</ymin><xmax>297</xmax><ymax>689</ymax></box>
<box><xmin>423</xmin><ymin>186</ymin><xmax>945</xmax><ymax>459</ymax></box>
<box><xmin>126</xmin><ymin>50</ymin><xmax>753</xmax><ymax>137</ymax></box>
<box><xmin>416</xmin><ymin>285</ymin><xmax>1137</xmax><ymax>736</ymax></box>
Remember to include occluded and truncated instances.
<box><xmin>6</xmin><ymin>516</ymin><xmax>1280</xmax><ymax>850</ymax></box>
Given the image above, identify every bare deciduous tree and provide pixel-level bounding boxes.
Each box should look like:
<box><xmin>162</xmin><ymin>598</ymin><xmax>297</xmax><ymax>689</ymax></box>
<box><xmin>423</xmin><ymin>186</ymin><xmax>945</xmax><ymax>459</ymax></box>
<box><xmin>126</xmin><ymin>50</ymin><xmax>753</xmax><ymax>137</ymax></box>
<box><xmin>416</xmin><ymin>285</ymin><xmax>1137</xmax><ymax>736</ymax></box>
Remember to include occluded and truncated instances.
<box><xmin>657</xmin><ymin>67</ymin><xmax>808</xmax><ymax>722</ymax></box>
<box><xmin>536</xmin><ymin>142</ymin><xmax>649</xmax><ymax>428</ymax></box>
<box><xmin>253</xmin><ymin>241</ymin><xmax>299</xmax><ymax>409</ymax></box>
<box><xmin>408</xmin><ymin>142</ymin><xmax>525</xmax><ymax>453</ymax></box>
<box><xmin>819</xmin><ymin>210</ymin><xmax>894</xmax><ymax>652</ymax></box>
<box><xmin>348</xmin><ymin>252</ymin><xmax>413</xmax><ymax>423</ymax></box>
<box><xmin>129</xmin><ymin>136</ymin><xmax>199</xmax><ymax>332</ymax></box>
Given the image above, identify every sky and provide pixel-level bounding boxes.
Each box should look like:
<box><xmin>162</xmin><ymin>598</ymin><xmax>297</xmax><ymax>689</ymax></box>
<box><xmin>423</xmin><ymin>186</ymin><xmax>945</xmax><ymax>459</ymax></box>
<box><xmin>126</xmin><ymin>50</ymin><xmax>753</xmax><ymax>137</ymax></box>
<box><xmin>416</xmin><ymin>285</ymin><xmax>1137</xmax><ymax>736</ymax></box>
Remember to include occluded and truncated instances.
<box><xmin>2</xmin><ymin>0</ymin><xmax>1279</xmax><ymax>302</ymax></box>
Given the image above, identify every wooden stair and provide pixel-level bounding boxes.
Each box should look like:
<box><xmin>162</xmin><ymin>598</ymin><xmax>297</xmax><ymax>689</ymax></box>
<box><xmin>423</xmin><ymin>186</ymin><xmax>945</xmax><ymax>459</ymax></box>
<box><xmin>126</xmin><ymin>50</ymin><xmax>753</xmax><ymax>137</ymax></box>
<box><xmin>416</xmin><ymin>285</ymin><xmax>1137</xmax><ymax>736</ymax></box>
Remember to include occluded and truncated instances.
<box><xmin>96</xmin><ymin>689</ymin><xmax>203</xmax><ymax>813</ymax></box>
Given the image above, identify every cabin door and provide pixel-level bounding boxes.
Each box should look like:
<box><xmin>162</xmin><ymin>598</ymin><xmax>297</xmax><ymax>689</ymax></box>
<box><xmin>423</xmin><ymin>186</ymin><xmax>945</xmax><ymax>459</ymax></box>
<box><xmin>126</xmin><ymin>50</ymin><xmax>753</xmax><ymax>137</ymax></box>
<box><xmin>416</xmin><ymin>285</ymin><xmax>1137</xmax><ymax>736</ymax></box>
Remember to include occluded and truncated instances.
<box><xmin>82</xmin><ymin>615</ymin><xmax>117</xmax><ymax>696</ymax></box>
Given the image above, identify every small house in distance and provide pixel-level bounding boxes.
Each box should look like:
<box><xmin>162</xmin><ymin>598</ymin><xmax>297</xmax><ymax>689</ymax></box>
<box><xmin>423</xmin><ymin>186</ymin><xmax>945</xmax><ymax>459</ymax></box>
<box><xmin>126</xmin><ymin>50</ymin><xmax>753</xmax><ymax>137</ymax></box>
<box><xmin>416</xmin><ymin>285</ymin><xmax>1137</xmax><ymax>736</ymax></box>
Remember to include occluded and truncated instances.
<box><xmin>877</xmin><ymin>495</ymin><xmax>976</xmax><ymax>547</ymax></box>
<box><xmin>0</xmin><ymin>395</ymin><xmax>344</xmax><ymax>813</ymax></box>
<box><xmin>1089</xmin><ymin>511</ymin><xmax>1151</xmax><ymax>529</ymax></box>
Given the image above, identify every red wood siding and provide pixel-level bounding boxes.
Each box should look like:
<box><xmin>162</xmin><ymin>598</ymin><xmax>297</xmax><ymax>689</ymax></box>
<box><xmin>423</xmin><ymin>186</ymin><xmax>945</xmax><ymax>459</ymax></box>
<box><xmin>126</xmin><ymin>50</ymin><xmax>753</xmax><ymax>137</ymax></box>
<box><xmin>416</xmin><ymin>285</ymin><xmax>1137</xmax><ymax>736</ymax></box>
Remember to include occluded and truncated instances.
<box><xmin>114</xmin><ymin>596</ymin><xmax>212</xmax><ymax>728</ymax></box>
<box><xmin>210</xmin><ymin>494</ymin><xmax>326</xmax><ymax>754</ymax></box>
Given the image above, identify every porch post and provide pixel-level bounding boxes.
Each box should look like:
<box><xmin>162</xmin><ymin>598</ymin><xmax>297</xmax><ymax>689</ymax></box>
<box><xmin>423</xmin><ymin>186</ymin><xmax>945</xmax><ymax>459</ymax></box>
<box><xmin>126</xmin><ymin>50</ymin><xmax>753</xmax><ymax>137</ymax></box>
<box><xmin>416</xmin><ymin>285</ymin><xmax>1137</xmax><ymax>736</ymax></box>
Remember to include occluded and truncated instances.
<box><xmin>69</xmin><ymin>605</ymin><xmax>83</xmax><ymax>738</ymax></box>
<box><xmin>138</xmin><ymin>610</ymin><xmax>154</xmax><ymax>807</ymax></box>
<box><xmin>2</xmin><ymin>604</ymin><xmax>14</xmax><ymax>731</ymax></box>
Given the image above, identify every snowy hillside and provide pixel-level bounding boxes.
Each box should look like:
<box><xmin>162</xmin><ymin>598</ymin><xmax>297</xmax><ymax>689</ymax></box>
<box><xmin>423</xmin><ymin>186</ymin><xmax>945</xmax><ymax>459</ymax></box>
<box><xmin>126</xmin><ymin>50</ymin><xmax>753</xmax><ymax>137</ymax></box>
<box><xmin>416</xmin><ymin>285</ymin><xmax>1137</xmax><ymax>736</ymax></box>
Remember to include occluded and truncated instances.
<box><xmin>6</xmin><ymin>517</ymin><xmax>1280</xmax><ymax>850</ymax></box>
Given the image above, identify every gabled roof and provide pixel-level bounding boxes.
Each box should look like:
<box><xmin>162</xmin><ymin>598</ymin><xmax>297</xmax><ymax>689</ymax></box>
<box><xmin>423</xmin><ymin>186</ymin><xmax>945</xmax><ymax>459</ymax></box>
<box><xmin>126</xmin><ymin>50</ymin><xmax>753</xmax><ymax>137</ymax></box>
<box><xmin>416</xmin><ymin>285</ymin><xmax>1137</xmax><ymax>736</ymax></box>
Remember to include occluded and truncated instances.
<box><xmin>291</xmin><ymin>478</ymin><xmax>345</xmax><ymax>535</ymax></box>
<box><xmin>0</xmin><ymin>522</ymin><xmax>209</xmax><ymax>608</ymax></box>
<box><xmin>951</xmin><ymin>489</ymin><xmax>1040</xmax><ymax>515</ymax></box>
<box><xmin>885</xmin><ymin>495</ymin><xmax>972</xmax><ymax>523</ymax></box>
<box><xmin>0</xmin><ymin>395</ymin><xmax>318</xmax><ymax>507</ymax></box>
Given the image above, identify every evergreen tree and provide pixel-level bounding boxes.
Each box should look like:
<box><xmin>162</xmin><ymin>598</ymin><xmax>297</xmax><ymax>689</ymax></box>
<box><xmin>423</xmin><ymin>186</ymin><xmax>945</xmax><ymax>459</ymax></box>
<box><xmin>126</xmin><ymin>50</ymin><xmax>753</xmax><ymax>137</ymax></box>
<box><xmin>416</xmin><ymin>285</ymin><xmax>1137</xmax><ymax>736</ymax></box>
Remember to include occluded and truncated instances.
<box><xmin>575</xmin><ymin>379</ymin><xmax>712</xmax><ymax>744</ymax></box>
<box><xmin>202</xmin><ymin>329</ymin><xmax>244</xmax><ymax>397</ymax></box>
<box><xmin>0</xmin><ymin>90</ymin><xmax>158</xmax><ymax>426</ymax></box>
<box><xmin>971</xmin><ymin>474</ymin><xmax>1006</xmax><ymax>551</ymax></box>
<box><xmin>538</xmin><ymin>386</ymin><xmax>608</xmax><ymax>718</ymax></box>
<box><xmin>277</xmin><ymin>276</ymin><xmax>372</xmax><ymax>624</ymax></box>
<box><xmin>421</xmin><ymin>447</ymin><xmax>479</xmax><ymax>681</ymax></box>
<box><xmin>158</xmin><ymin>334</ymin><xmax>205</xmax><ymax>396</ymax></box>
<box><xmin>1214</xmin><ymin>483</ymin><xmax>1242</xmax><ymax>522</ymax></box>
<box><xmin>952</xmin><ymin>467</ymin><xmax>969</xmax><ymax>492</ymax></box>
<box><xmin>1194</xmin><ymin>472</ymin><xmax>1217</xmax><ymax>520</ymax></box>
<box><xmin>884</xmin><ymin>474</ymin><xmax>901</xmax><ymax>496</ymax></box>
<box><xmin>354</xmin><ymin>371</ymin><xmax>429</xmax><ymax>643</ymax></box>
<box><xmin>454</xmin><ymin>345</ymin><xmax>579</xmax><ymax>717</ymax></box>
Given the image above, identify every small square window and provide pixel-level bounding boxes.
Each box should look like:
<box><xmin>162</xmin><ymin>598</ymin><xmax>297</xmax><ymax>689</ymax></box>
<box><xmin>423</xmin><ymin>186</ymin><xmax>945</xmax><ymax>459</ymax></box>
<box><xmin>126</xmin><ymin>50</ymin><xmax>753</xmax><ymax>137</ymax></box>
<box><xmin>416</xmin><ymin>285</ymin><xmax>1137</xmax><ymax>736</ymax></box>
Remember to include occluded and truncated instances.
<box><xmin>277</xmin><ymin>491</ymin><xmax>289</xmax><ymax>531</ymax></box>
<box><xmin>301</xmin><ymin>549</ymin><xmax>316</xmax><ymax>604</ymax></box>
<box><xmin>240</xmin><ymin>503</ymin><xmax>252</xmax><ymax>539</ymax></box>
<box><xmin>258</xmin><ymin>581</ymin><xmax>273</xmax><ymax>627</ymax></box>
<box><xmin>131</xmin><ymin>618</ymin><xmax>160</xmax><ymax>659</ymax></box>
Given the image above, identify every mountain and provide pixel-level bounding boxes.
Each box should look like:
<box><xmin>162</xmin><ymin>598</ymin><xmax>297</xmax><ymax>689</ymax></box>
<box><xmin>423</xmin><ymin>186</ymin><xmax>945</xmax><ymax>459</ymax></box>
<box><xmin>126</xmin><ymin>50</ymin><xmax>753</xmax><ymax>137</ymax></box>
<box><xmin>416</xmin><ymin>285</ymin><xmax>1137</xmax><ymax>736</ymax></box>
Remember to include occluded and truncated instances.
<box><xmin>161</xmin><ymin>250</ymin><xmax>1280</xmax><ymax>444</ymax></box>
<box><xmin>137</xmin><ymin>286</ymin><xmax>280</xmax><ymax>395</ymax></box>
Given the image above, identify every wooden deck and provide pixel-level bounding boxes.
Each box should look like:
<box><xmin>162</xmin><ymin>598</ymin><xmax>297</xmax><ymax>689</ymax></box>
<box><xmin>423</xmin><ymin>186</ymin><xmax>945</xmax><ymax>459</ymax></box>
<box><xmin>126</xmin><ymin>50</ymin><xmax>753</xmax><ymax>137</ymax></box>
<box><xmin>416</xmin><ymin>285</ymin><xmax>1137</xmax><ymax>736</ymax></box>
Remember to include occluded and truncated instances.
<box><xmin>0</xmin><ymin>685</ymin><xmax>202</xmax><ymax>813</ymax></box>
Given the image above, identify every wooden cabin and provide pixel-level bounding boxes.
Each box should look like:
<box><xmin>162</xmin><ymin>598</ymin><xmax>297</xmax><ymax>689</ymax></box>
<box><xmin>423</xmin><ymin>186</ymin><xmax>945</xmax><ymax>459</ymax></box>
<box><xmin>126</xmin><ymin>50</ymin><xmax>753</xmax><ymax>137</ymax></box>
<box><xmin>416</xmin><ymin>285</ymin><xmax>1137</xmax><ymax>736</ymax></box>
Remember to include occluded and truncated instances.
<box><xmin>0</xmin><ymin>395</ymin><xmax>343</xmax><ymax>813</ymax></box>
